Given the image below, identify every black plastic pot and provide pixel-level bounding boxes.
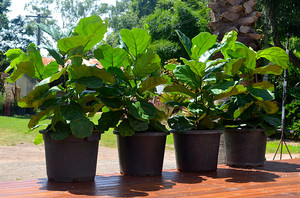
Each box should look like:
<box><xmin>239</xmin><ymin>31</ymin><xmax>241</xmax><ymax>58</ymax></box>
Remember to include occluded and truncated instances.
<box><xmin>43</xmin><ymin>132</ymin><xmax>101</xmax><ymax>182</ymax></box>
<box><xmin>114</xmin><ymin>131</ymin><xmax>169</xmax><ymax>176</ymax></box>
<box><xmin>172</xmin><ymin>130</ymin><xmax>221</xmax><ymax>172</ymax></box>
<box><xmin>224</xmin><ymin>128</ymin><xmax>267</xmax><ymax>168</ymax></box>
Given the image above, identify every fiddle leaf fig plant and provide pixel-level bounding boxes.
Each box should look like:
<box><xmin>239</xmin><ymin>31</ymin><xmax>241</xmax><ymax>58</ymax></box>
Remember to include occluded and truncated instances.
<box><xmin>5</xmin><ymin>15</ymin><xmax>111</xmax><ymax>143</ymax></box>
<box><xmin>165</xmin><ymin>30</ymin><xmax>243</xmax><ymax>132</ymax></box>
<box><xmin>220</xmin><ymin>40</ymin><xmax>289</xmax><ymax>135</ymax></box>
<box><xmin>95</xmin><ymin>28</ymin><xmax>169</xmax><ymax>136</ymax></box>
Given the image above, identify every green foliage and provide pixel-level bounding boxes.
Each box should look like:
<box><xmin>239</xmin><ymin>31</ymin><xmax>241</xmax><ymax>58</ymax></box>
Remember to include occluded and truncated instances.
<box><xmin>165</xmin><ymin>31</ymin><xmax>239</xmax><ymax>131</ymax></box>
<box><xmin>96</xmin><ymin>28</ymin><xmax>168</xmax><ymax>136</ymax></box>
<box><xmin>165</xmin><ymin>30</ymin><xmax>290</xmax><ymax>134</ymax></box>
<box><xmin>5</xmin><ymin>15</ymin><xmax>109</xmax><ymax>140</ymax></box>
<box><xmin>219</xmin><ymin>34</ymin><xmax>290</xmax><ymax>135</ymax></box>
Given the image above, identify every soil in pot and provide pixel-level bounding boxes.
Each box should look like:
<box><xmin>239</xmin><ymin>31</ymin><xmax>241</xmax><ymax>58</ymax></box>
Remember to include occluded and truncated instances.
<box><xmin>43</xmin><ymin>132</ymin><xmax>101</xmax><ymax>182</ymax></box>
<box><xmin>224</xmin><ymin>128</ymin><xmax>267</xmax><ymax>168</ymax></box>
<box><xmin>115</xmin><ymin>131</ymin><xmax>169</xmax><ymax>176</ymax></box>
<box><xmin>172</xmin><ymin>130</ymin><xmax>221</xmax><ymax>172</ymax></box>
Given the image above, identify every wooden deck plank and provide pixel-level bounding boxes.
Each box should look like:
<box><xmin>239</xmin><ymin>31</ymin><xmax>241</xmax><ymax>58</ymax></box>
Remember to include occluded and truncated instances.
<box><xmin>0</xmin><ymin>158</ymin><xmax>299</xmax><ymax>197</ymax></box>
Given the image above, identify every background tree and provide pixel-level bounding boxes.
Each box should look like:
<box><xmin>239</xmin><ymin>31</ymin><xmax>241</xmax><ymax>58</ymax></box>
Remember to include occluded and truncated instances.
<box><xmin>0</xmin><ymin>16</ymin><xmax>35</xmax><ymax>52</ymax></box>
<box><xmin>25</xmin><ymin>0</ymin><xmax>107</xmax><ymax>46</ymax></box>
<box><xmin>260</xmin><ymin>0</ymin><xmax>300</xmax><ymax>68</ymax></box>
<box><xmin>0</xmin><ymin>0</ymin><xmax>10</xmax><ymax>30</ymax></box>
<box><xmin>255</xmin><ymin>0</ymin><xmax>300</xmax><ymax>139</ymax></box>
<box><xmin>104</xmin><ymin>0</ymin><xmax>210</xmax><ymax>63</ymax></box>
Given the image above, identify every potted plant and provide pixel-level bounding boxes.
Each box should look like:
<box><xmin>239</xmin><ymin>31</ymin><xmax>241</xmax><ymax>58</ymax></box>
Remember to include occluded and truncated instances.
<box><xmin>220</xmin><ymin>39</ymin><xmax>290</xmax><ymax>167</ymax></box>
<box><xmin>94</xmin><ymin>27</ymin><xmax>169</xmax><ymax>176</ymax></box>
<box><xmin>4</xmin><ymin>15</ymin><xmax>111</xmax><ymax>182</ymax></box>
<box><xmin>164</xmin><ymin>30</ymin><xmax>244</xmax><ymax>172</ymax></box>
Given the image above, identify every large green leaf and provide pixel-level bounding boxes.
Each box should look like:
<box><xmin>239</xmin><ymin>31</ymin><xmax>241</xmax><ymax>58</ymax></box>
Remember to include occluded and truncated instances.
<box><xmin>57</xmin><ymin>36</ymin><xmax>88</xmax><ymax>55</ymax></box>
<box><xmin>5</xmin><ymin>55</ymin><xmax>34</xmax><ymax>83</ymax></box>
<box><xmin>5</xmin><ymin>45</ymin><xmax>45</xmax><ymax>82</ymax></box>
<box><xmin>263</xmin><ymin>115</ymin><xmax>281</xmax><ymax>127</ymax></box>
<box><xmin>67</xmin><ymin>65</ymin><xmax>115</xmax><ymax>83</ymax></box>
<box><xmin>51</xmin><ymin>107</ymin><xmax>65</xmax><ymax>131</ymax></box>
<box><xmin>227</xmin><ymin>43</ymin><xmax>256</xmax><ymax>71</ymax></box>
<box><xmin>94</xmin><ymin>44</ymin><xmax>127</xmax><ymax>69</ymax></box>
<box><xmin>257</xmin><ymin>47</ymin><xmax>289</xmax><ymax>69</ymax></box>
<box><xmin>100</xmin><ymin>97</ymin><xmax>123</xmax><ymax>110</ymax></box>
<box><xmin>70</xmin><ymin>117</ymin><xmax>93</xmax><ymax>138</ymax></box>
<box><xmin>215</xmin><ymin>84</ymin><xmax>247</xmax><ymax>100</ymax></box>
<box><xmin>191</xmin><ymin>32</ymin><xmax>217</xmax><ymax>60</ymax></box>
<box><xmin>34</xmin><ymin>133</ymin><xmax>44</xmax><ymax>145</ymax></box>
<box><xmin>233</xmin><ymin>101</ymin><xmax>254</xmax><ymax>118</ymax></box>
<box><xmin>221</xmin><ymin>31</ymin><xmax>238</xmax><ymax>48</ymax></box>
<box><xmin>221</xmin><ymin>31</ymin><xmax>238</xmax><ymax>58</ymax></box>
<box><xmin>18</xmin><ymin>85</ymin><xmax>55</xmax><ymax>110</ymax></box>
<box><xmin>120</xmin><ymin>28</ymin><xmax>151</xmax><ymax>58</ymax></box>
<box><xmin>73</xmin><ymin>76</ymin><xmax>104</xmax><ymax>89</ymax></box>
<box><xmin>200</xmin><ymin>115</ymin><xmax>214</xmax><ymax>129</ymax></box>
<box><xmin>165</xmin><ymin>63</ymin><xmax>177</xmax><ymax>71</ymax></box>
<box><xmin>133</xmin><ymin>50</ymin><xmax>161</xmax><ymax>78</ymax></box>
<box><xmin>150</xmin><ymin>120</ymin><xmax>168</xmax><ymax>132</ymax></box>
<box><xmin>36</xmin><ymin>67</ymin><xmax>67</xmax><ymax>87</ymax></box>
<box><xmin>175</xmin><ymin>30</ymin><xmax>192</xmax><ymax>58</ymax></box>
<box><xmin>61</xmin><ymin>102</ymin><xmax>84</xmax><ymax>120</ymax></box>
<box><xmin>126</xmin><ymin>101</ymin><xmax>157</xmax><ymax>121</ymax></box>
<box><xmin>27</xmin><ymin>43</ymin><xmax>45</xmax><ymax>79</ymax></box>
<box><xmin>249</xmin><ymin>88</ymin><xmax>274</xmax><ymax>101</ymax></box>
<box><xmin>50</xmin><ymin>121</ymin><xmax>71</xmax><ymax>140</ymax></box>
<box><xmin>199</xmin><ymin>43</ymin><xmax>226</xmax><ymax>62</ymax></box>
<box><xmin>164</xmin><ymin>85</ymin><xmax>197</xmax><ymax>98</ymax></box>
<box><xmin>116</xmin><ymin>120</ymin><xmax>135</xmax><ymax>137</ymax></box>
<box><xmin>256</xmin><ymin>100</ymin><xmax>279</xmax><ymax>114</ymax></box>
<box><xmin>128</xmin><ymin>115</ymin><xmax>149</xmax><ymax>131</ymax></box>
<box><xmin>28</xmin><ymin>109</ymin><xmax>53</xmax><ymax>128</ymax></box>
<box><xmin>181</xmin><ymin>58</ymin><xmax>206</xmax><ymax>77</ymax></box>
<box><xmin>43</xmin><ymin>46</ymin><xmax>64</xmax><ymax>65</ymax></box>
<box><xmin>97</xmin><ymin>110</ymin><xmax>124</xmax><ymax>132</ymax></box>
<box><xmin>5</xmin><ymin>49</ymin><xmax>23</xmax><ymax>62</ymax></box>
<box><xmin>97</xmin><ymin>86</ymin><xmax>123</xmax><ymax>97</ymax></box>
<box><xmin>253</xmin><ymin>81</ymin><xmax>274</xmax><ymax>91</ymax></box>
<box><xmin>224</xmin><ymin>58</ymin><xmax>244</xmax><ymax>75</ymax></box>
<box><xmin>253</xmin><ymin>64</ymin><xmax>283</xmax><ymax>75</ymax></box>
<box><xmin>73</xmin><ymin>15</ymin><xmax>107</xmax><ymax>52</ymax></box>
<box><xmin>173</xmin><ymin>65</ymin><xmax>200</xmax><ymax>89</ymax></box>
<box><xmin>43</xmin><ymin>61</ymin><xmax>59</xmax><ymax>79</ymax></box>
<box><xmin>138</xmin><ymin>76</ymin><xmax>168</xmax><ymax>93</ymax></box>
<box><xmin>167</xmin><ymin>115</ymin><xmax>194</xmax><ymax>132</ymax></box>
<box><xmin>210</xmin><ymin>81</ymin><xmax>237</xmax><ymax>94</ymax></box>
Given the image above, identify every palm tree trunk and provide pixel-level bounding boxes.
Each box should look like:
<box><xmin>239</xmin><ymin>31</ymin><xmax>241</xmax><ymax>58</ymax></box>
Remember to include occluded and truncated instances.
<box><xmin>207</xmin><ymin>0</ymin><xmax>262</xmax><ymax>51</ymax></box>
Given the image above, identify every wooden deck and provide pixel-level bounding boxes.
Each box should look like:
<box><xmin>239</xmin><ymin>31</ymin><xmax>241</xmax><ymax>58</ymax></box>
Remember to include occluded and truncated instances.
<box><xmin>0</xmin><ymin>158</ymin><xmax>299</xmax><ymax>197</ymax></box>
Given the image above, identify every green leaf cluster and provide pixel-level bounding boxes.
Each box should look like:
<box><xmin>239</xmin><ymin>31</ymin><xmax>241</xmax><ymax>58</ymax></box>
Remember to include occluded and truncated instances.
<box><xmin>5</xmin><ymin>15</ymin><xmax>109</xmax><ymax>141</ymax></box>
<box><xmin>165</xmin><ymin>30</ymin><xmax>289</xmax><ymax>135</ymax></box>
<box><xmin>95</xmin><ymin>28</ymin><xmax>169</xmax><ymax>137</ymax></box>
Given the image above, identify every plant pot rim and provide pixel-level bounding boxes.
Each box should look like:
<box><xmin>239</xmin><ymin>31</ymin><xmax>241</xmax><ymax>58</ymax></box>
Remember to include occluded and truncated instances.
<box><xmin>42</xmin><ymin>131</ymin><xmax>103</xmax><ymax>142</ymax></box>
<box><xmin>224</xmin><ymin>127</ymin><xmax>265</xmax><ymax>133</ymax></box>
<box><xmin>113</xmin><ymin>130</ymin><xmax>170</xmax><ymax>136</ymax></box>
<box><xmin>170</xmin><ymin>129</ymin><xmax>222</xmax><ymax>135</ymax></box>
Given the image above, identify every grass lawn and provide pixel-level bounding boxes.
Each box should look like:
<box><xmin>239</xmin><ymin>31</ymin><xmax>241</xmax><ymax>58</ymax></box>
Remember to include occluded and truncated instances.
<box><xmin>0</xmin><ymin>115</ymin><xmax>299</xmax><ymax>154</ymax></box>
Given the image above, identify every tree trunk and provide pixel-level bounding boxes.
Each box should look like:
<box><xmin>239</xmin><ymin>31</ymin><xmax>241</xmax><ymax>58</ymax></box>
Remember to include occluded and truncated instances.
<box><xmin>207</xmin><ymin>0</ymin><xmax>262</xmax><ymax>51</ymax></box>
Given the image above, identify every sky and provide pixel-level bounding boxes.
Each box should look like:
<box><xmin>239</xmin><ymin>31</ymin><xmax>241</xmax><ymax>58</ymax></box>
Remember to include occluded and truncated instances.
<box><xmin>7</xmin><ymin>0</ymin><xmax>116</xmax><ymax>20</ymax></box>
<box><xmin>7</xmin><ymin>0</ymin><xmax>116</xmax><ymax>56</ymax></box>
